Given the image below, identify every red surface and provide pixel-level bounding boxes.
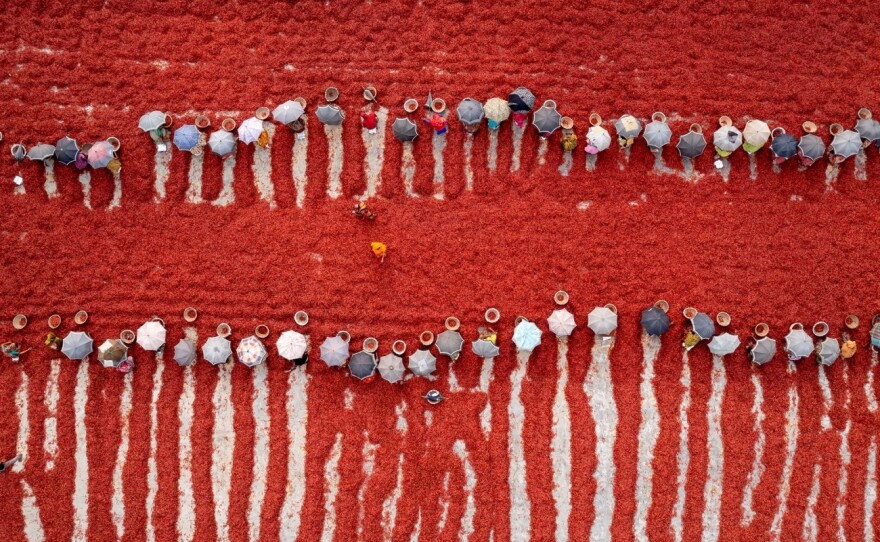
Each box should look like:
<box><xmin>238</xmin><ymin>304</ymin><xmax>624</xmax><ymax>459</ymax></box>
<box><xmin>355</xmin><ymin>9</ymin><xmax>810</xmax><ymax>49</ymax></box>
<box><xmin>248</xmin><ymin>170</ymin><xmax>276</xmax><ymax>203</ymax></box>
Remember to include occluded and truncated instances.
<box><xmin>2</xmin><ymin>1</ymin><xmax>880</xmax><ymax>541</ymax></box>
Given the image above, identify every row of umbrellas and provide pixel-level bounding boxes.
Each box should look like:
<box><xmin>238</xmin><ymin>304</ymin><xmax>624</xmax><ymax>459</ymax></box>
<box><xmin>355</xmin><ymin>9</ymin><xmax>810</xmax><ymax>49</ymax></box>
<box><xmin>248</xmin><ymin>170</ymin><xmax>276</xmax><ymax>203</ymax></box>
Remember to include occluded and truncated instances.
<box><xmin>14</xmin><ymin>136</ymin><xmax>117</xmax><ymax>169</ymax></box>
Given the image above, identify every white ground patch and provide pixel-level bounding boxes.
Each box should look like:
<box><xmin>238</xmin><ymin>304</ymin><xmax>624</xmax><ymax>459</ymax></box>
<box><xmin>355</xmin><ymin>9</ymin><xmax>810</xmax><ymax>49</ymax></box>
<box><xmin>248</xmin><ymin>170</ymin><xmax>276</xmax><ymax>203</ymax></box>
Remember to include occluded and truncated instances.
<box><xmin>634</xmin><ymin>334</ymin><xmax>661</xmax><ymax>542</ymax></box>
<box><xmin>432</xmin><ymin>131</ymin><xmax>447</xmax><ymax>200</ymax></box>
<box><xmin>248</xmin><ymin>363</ymin><xmax>271</xmax><ymax>542</ymax></box>
<box><xmin>551</xmin><ymin>338</ymin><xmax>572</xmax><ymax>542</ymax></box>
<box><xmin>78</xmin><ymin>171</ymin><xmax>92</xmax><ymax>209</ymax></box>
<box><xmin>586</xmin><ymin>153</ymin><xmax>598</xmax><ymax>171</ymax></box>
<box><xmin>153</xmin><ymin>144</ymin><xmax>172</xmax><ymax>202</ymax></box>
<box><xmin>146</xmin><ymin>350</ymin><xmax>165</xmax><ymax>542</ymax></box>
<box><xmin>476</xmin><ymin>355</ymin><xmax>495</xmax><ymax>440</ymax></box>
<box><xmin>252</xmin><ymin>122</ymin><xmax>276</xmax><ymax>209</ymax></box>
<box><xmin>320</xmin><ymin>433</ymin><xmax>344</xmax><ymax>542</ymax></box>
<box><xmin>818</xmin><ymin>365</ymin><xmax>834</xmax><ymax>430</ymax></box>
<box><xmin>21</xmin><ymin>480</ymin><xmax>45</xmax><ymax>542</ymax></box>
<box><xmin>487</xmin><ymin>130</ymin><xmax>499</xmax><ymax>172</ymax></box>
<box><xmin>448</xmin><ymin>362</ymin><xmax>463</xmax><ymax>392</ymax></box>
<box><xmin>825</xmin><ymin>163</ymin><xmax>840</xmax><ymax>192</ymax></box>
<box><xmin>769</xmin><ymin>371</ymin><xmax>800</xmax><ymax>542</ymax></box>
<box><xmin>43</xmin><ymin>159</ymin><xmax>58</xmax><ymax>198</ymax></box>
<box><xmin>410</xmin><ymin>509</ymin><xmax>422</xmax><ymax>542</ymax></box>
<box><xmin>740</xmin><ymin>371</ymin><xmax>766</xmax><ymax>527</ymax></box>
<box><xmin>325</xmin><ymin>124</ymin><xmax>344</xmax><ymax>199</ymax></box>
<box><xmin>453</xmin><ymin>440</ymin><xmax>477</xmax><ymax>542</ymax></box>
<box><xmin>437</xmin><ymin>471</ymin><xmax>451</xmax><ymax>534</ymax></box>
<box><xmin>211</xmin><ymin>362</ymin><xmax>235</xmax><ymax>542</ymax></box>
<box><xmin>508</xmin><ymin>350</ymin><xmax>533</xmax><ymax>542</ymax></box>
<box><xmin>559</xmin><ymin>149</ymin><xmax>573</xmax><ymax>176</ymax></box>
<box><xmin>177</xmin><ymin>327</ymin><xmax>198</xmax><ymax>542</ymax></box>
<box><xmin>835</xmin><ymin>364</ymin><xmax>852</xmax><ymax>542</ymax></box>
<box><xmin>866</xmin><ymin>350</ymin><xmax>878</xmax><ymax>413</ymax></box>
<box><xmin>480</xmin><ymin>402</ymin><xmax>492</xmax><ymax>441</ymax></box>
<box><xmin>701</xmin><ymin>355</ymin><xmax>727</xmax><ymax>542</ymax></box>
<box><xmin>401</xmin><ymin>142</ymin><xmax>417</xmax><ymax>197</ymax></box>
<box><xmin>866</xmin><ymin>436</ymin><xmax>878</xmax><ymax>542</ymax></box>
<box><xmin>185</xmin><ymin>151</ymin><xmax>204</xmax><ymax>203</ymax></box>
<box><xmin>344</xmin><ymin>388</ymin><xmax>355</xmax><ymax>410</ymax></box>
<box><xmin>14</xmin><ymin>172</ymin><xmax>26</xmax><ymax>195</ymax></box>
<box><xmin>72</xmin><ymin>360</ymin><xmax>90</xmax><ymax>542</ymax></box>
<box><xmin>108</xmin><ymin>170</ymin><xmax>122</xmax><ymax>210</ymax></box>
<box><xmin>511</xmin><ymin>123</ymin><xmax>524</xmax><ymax>172</ymax></box>
<box><xmin>111</xmin><ymin>372</ymin><xmax>134</xmax><ymax>539</ymax></box>
<box><xmin>748</xmin><ymin>153</ymin><xmax>758</xmax><ymax>180</ymax></box>
<box><xmin>381</xmin><ymin>453</ymin><xmax>405</xmax><ymax>541</ymax></box>
<box><xmin>13</xmin><ymin>370</ymin><xmax>29</xmax><ymax>473</ymax></box>
<box><xmin>357</xmin><ymin>433</ymin><xmax>380</xmax><ymax>541</ymax></box>
<box><xmin>213</xmin><ymin>151</ymin><xmax>237</xmax><ymax>207</ymax></box>
<box><xmin>671</xmin><ymin>350</ymin><xmax>691</xmax><ymax>542</ymax></box>
<box><xmin>586</xmin><ymin>336</ymin><xmax>617</xmax><ymax>542</ymax></box>
<box><xmin>855</xmin><ymin>148</ymin><xmax>868</xmax><ymax>181</ymax></box>
<box><xmin>802</xmin><ymin>464</ymin><xmax>821</xmax><ymax>542</ymax></box>
<box><xmin>43</xmin><ymin>359</ymin><xmax>61</xmax><ymax>471</ymax></box>
<box><xmin>280</xmin><ymin>365</ymin><xmax>310</xmax><ymax>541</ymax></box>
<box><xmin>395</xmin><ymin>400</ymin><xmax>408</xmax><ymax>435</ymax></box>
<box><xmin>537</xmin><ymin>138</ymin><xmax>548</xmax><ymax>165</ymax></box>
<box><xmin>361</xmin><ymin>107</ymin><xmax>387</xmax><ymax>199</ymax></box>
<box><xmin>463</xmin><ymin>135</ymin><xmax>475</xmax><ymax>191</ymax></box>
<box><xmin>292</xmin><ymin>115</ymin><xmax>309</xmax><ymax>208</ymax></box>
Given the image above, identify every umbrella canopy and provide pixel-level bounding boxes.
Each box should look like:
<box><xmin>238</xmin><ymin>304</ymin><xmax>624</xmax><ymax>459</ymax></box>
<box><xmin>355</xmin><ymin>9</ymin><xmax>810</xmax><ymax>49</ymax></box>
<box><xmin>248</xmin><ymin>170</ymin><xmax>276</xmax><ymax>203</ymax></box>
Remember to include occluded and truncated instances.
<box><xmin>27</xmin><ymin>143</ymin><xmax>56</xmax><ymax>161</ymax></box>
<box><xmin>237</xmin><ymin>336</ymin><xmax>267</xmax><ymax>367</ymax></box>
<box><xmin>831</xmin><ymin>129</ymin><xmax>862</xmax><ymax>159</ymax></box>
<box><xmin>208</xmin><ymin>130</ymin><xmax>236</xmax><ymax>157</ymax></box>
<box><xmin>507</xmin><ymin>87</ymin><xmax>535</xmax><ymax>113</ymax></box>
<box><xmin>533</xmin><ymin>106</ymin><xmax>561</xmax><ymax>136</ymax></box>
<box><xmin>547</xmin><ymin>308</ymin><xmax>577</xmax><ymax>337</ymax></box>
<box><xmin>484</xmin><ymin>97</ymin><xmax>511</xmax><ymax>125</ymax></box>
<box><xmin>316</xmin><ymin>104</ymin><xmax>345</xmax><ymax>126</ymax></box>
<box><xmin>614</xmin><ymin>115</ymin><xmax>642</xmax><ymax>139</ymax></box>
<box><xmin>97</xmin><ymin>339</ymin><xmax>128</xmax><ymax>368</ymax></box>
<box><xmin>392</xmin><ymin>117</ymin><xmax>418</xmax><ymax>142</ymax></box>
<box><xmin>750</xmin><ymin>337</ymin><xmax>777</xmax><ymax>365</ymax></box>
<box><xmin>708</xmin><ymin>333</ymin><xmax>741</xmax><ymax>356</ymax></box>
<box><xmin>785</xmin><ymin>328</ymin><xmax>814</xmax><ymax>359</ymax></box>
<box><xmin>677</xmin><ymin>131</ymin><xmax>707</xmax><ymax>158</ymax></box>
<box><xmin>588</xmin><ymin>306</ymin><xmax>618</xmax><ymax>336</ymax></box>
<box><xmin>471</xmin><ymin>339</ymin><xmax>500</xmax><ymax>358</ymax></box>
<box><xmin>136</xmin><ymin>320</ymin><xmax>166</xmax><ymax>351</ymax></box>
<box><xmin>277</xmin><ymin>330</ymin><xmax>308</xmax><ymax>361</ymax></box>
<box><xmin>856</xmin><ymin>118</ymin><xmax>880</xmax><ymax>142</ymax></box>
<box><xmin>202</xmin><ymin>336</ymin><xmax>232</xmax><ymax>366</ymax></box>
<box><xmin>641</xmin><ymin>307</ymin><xmax>670</xmax><ymax>336</ymax></box>
<box><xmin>456</xmin><ymin>98</ymin><xmax>484</xmax><ymax>125</ymax></box>
<box><xmin>378</xmin><ymin>353</ymin><xmax>406</xmax><ymax>383</ymax></box>
<box><xmin>816</xmin><ymin>337</ymin><xmax>841</xmax><ymax>366</ymax></box>
<box><xmin>436</xmin><ymin>330</ymin><xmax>465</xmax><ymax>360</ymax></box>
<box><xmin>139</xmin><ymin>110</ymin><xmax>166</xmax><ymax>132</ymax></box>
<box><xmin>237</xmin><ymin>117</ymin><xmax>265</xmax><ymax>144</ymax></box>
<box><xmin>55</xmin><ymin>136</ymin><xmax>80</xmax><ymax>165</ymax></box>
<box><xmin>586</xmin><ymin>126</ymin><xmax>612</xmax><ymax>153</ymax></box>
<box><xmin>349</xmin><ymin>351</ymin><xmax>377</xmax><ymax>380</ymax></box>
<box><xmin>174</xmin><ymin>338</ymin><xmax>197</xmax><ymax>367</ymax></box>
<box><xmin>713</xmin><ymin>126</ymin><xmax>743</xmax><ymax>152</ymax></box>
<box><xmin>798</xmin><ymin>134</ymin><xmax>826</xmax><ymax>161</ymax></box>
<box><xmin>408</xmin><ymin>349</ymin><xmax>437</xmax><ymax>377</ymax></box>
<box><xmin>743</xmin><ymin>120</ymin><xmax>771</xmax><ymax>147</ymax></box>
<box><xmin>173</xmin><ymin>124</ymin><xmax>201</xmax><ymax>151</ymax></box>
<box><xmin>691</xmin><ymin>313</ymin><xmax>716</xmax><ymax>340</ymax></box>
<box><xmin>770</xmin><ymin>133</ymin><xmax>798</xmax><ymax>159</ymax></box>
<box><xmin>272</xmin><ymin>100</ymin><xmax>305</xmax><ymax>124</ymax></box>
<box><xmin>320</xmin><ymin>335</ymin><xmax>349</xmax><ymax>367</ymax></box>
<box><xmin>512</xmin><ymin>320</ymin><xmax>542</xmax><ymax>352</ymax></box>
<box><xmin>62</xmin><ymin>331</ymin><xmax>93</xmax><ymax>361</ymax></box>
<box><xmin>87</xmin><ymin>141</ymin><xmax>114</xmax><ymax>168</ymax></box>
<box><xmin>643</xmin><ymin>120</ymin><xmax>672</xmax><ymax>149</ymax></box>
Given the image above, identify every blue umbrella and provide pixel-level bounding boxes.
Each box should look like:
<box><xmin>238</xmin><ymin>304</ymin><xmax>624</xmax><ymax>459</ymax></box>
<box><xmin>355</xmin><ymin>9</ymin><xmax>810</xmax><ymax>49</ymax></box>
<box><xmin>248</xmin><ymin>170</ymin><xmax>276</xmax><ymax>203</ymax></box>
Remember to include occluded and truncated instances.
<box><xmin>770</xmin><ymin>133</ymin><xmax>798</xmax><ymax>159</ymax></box>
<box><xmin>512</xmin><ymin>320</ymin><xmax>542</xmax><ymax>352</ymax></box>
<box><xmin>641</xmin><ymin>307</ymin><xmax>670</xmax><ymax>336</ymax></box>
<box><xmin>173</xmin><ymin>124</ymin><xmax>201</xmax><ymax>151</ymax></box>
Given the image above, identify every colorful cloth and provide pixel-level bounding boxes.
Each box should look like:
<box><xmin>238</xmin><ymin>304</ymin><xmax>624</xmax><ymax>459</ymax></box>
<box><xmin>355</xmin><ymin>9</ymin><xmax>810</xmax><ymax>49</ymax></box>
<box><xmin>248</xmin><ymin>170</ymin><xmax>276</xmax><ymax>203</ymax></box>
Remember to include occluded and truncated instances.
<box><xmin>257</xmin><ymin>131</ymin><xmax>270</xmax><ymax>148</ymax></box>
<box><xmin>426</xmin><ymin>114</ymin><xmax>447</xmax><ymax>134</ymax></box>
<box><xmin>840</xmin><ymin>340</ymin><xmax>857</xmax><ymax>359</ymax></box>
<box><xmin>561</xmin><ymin>133</ymin><xmax>578</xmax><ymax>152</ymax></box>
<box><xmin>683</xmin><ymin>331</ymin><xmax>701</xmax><ymax>350</ymax></box>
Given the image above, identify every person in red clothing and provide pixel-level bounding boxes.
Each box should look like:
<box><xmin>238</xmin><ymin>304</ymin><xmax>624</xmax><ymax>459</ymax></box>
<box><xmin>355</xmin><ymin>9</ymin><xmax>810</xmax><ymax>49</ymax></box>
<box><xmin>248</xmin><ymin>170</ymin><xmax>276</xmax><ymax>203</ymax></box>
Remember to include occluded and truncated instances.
<box><xmin>425</xmin><ymin>113</ymin><xmax>448</xmax><ymax>135</ymax></box>
<box><xmin>361</xmin><ymin>108</ymin><xmax>378</xmax><ymax>134</ymax></box>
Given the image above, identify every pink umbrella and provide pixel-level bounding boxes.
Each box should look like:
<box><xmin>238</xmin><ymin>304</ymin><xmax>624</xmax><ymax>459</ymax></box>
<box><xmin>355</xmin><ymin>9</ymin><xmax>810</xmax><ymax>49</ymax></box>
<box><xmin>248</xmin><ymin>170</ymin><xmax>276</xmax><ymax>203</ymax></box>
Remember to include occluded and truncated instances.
<box><xmin>87</xmin><ymin>141</ymin><xmax>114</xmax><ymax>168</ymax></box>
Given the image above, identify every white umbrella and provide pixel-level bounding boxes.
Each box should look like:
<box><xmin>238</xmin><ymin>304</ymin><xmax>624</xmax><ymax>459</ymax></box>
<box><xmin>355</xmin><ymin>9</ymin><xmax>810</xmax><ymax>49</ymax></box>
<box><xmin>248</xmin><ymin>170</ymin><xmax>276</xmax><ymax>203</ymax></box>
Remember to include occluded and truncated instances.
<box><xmin>378</xmin><ymin>353</ymin><xmax>406</xmax><ymax>383</ymax></box>
<box><xmin>785</xmin><ymin>328</ymin><xmax>814</xmax><ymax>360</ymax></box>
<box><xmin>202</xmin><ymin>336</ymin><xmax>232</xmax><ymax>366</ymax></box>
<box><xmin>62</xmin><ymin>331</ymin><xmax>93</xmax><ymax>361</ymax></box>
<box><xmin>174</xmin><ymin>338</ymin><xmax>197</xmax><ymax>367</ymax></box>
<box><xmin>238</xmin><ymin>117</ymin><xmax>265</xmax><ymax>144</ymax></box>
<box><xmin>237</xmin><ymin>336</ymin><xmax>268</xmax><ymax>367</ymax></box>
<box><xmin>272</xmin><ymin>100</ymin><xmax>305</xmax><ymax>124</ymax></box>
<box><xmin>320</xmin><ymin>335</ymin><xmax>349</xmax><ymax>367</ymax></box>
<box><xmin>816</xmin><ymin>337</ymin><xmax>841</xmax><ymax>366</ymax></box>
<box><xmin>137</xmin><ymin>320</ymin><xmax>166</xmax><ymax>351</ymax></box>
<box><xmin>277</xmin><ymin>330</ymin><xmax>308</xmax><ymax>361</ymax></box>
<box><xmin>547</xmin><ymin>308</ymin><xmax>576</xmax><ymax>337</ymax></box>
<box><xmin>708</xmin><ymin>333</ymin><xmax>741</xmax><ymax>356</ymax></box>
<box><xmin>743</xmin><ymin>119</ymin><xmax>771</xmax><ymax>147</ymax></box>
<box><xmin>587</xmin><ymin>306</ymin><xmax>618</xmax><ymax>336</ymax></box>
<box><xmin>586</xmin><ymin>125</ymin><xmax>611</xmax><ymax>153</ymax></box>
<box><xmin>436</xmin><ymin>330</ymin><xmax>464</xmax><ymax>360</ymax></box>
<box><xmin>512</xmin><ymin>320</ymin><xmax>542</xmax><ymax>352</ymax></box>
<box><xmin>408</xmin><ymin>349</ymin><xmax>437</xmax><ymax>377</ymax></box>
<box><xmin>471</xmin><ymin>339</ymin><xmax>500</xmax><ymax>358</ymax></box>
<box><xmin>97</xmin><ymin>339</ymin><xmax>128</xmax><ymax>368</ymax></box>
<box><xmin>138</xmin><ymin>110</ymin><xmax>166</xmax><ymax>132</ymax></box>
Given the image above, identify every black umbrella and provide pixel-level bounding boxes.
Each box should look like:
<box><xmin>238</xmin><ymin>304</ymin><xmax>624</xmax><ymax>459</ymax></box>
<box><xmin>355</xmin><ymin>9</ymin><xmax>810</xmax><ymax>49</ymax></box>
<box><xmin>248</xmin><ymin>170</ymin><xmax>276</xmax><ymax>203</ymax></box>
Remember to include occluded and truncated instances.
<box><xmin>641</xmin><ymin>307</ymin><xmax>670</xmax><ymax>336</ymax></box>
<box><xmin>55</xmin><ymin>136</ymin><xmax>80</xmax><ymax>165</ymax></box>
<box><xmin>677</xmin><ymin>130</ymin><xmax>707</xmax><ymax>158</ymax></box>
<box><xmin>392</xmin><ymin>118</ymin><xmax>418</xmax><ymax>142</ymax></box>
<box><xmin>349</xmin><ymin>351</ymin><xmax>377</xmax><ymax>380</ymax></box>
<box><xmin>691</xmin><ymin>313</ymin><xmax>716</xmax><ymax>340</ymax></box>
<box><xmin>533</xmin><ymin>106</ymin><xmax>561</xmax><ymax>136</ymax></box>
<box><xmin>507</xmin><ymin>87</ymin><xmax>535</xmax><ymax>113</ymax></box>
<box><xmin>798</xmin><ymin>134</ymin><xmax>826</xmax><ymax>161</ymax></box>
<box><xmin>770</xmin><ymin>133</ymin><xmax>798</xmax><ymax>159</ymax></box>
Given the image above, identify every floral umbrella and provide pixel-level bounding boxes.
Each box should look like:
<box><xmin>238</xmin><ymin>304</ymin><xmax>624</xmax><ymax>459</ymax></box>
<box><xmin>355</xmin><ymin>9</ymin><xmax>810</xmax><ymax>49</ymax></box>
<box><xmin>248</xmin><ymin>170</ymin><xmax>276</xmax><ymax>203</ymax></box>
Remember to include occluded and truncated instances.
<box><xmin>237</xmin><ymin>336</ymin><xmax>267</xmax><ymax>367</ymax></box>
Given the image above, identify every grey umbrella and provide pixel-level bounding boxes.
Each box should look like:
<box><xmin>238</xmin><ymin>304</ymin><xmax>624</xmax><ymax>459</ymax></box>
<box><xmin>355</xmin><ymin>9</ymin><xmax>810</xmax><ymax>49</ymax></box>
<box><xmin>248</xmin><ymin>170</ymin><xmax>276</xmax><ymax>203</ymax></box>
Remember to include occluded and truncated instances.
<box><xmin>643</xmin><ymin>120</ymin><xmax>672</xmax><ymax>149</ymax></box>
<box><xmin>614</xmin><ymin>115</ymin><xmax>642</xmax><ymax>139</ymax></box>
<box><xmin>641</xmin><ymin>307</ymin><xmax>670</xmax><ymax>336</ymax></box>
<box><xmin>408</xmin><ymin>349</ymin><xmax>437</xmax><ymax>377</ymax></box>
<box><xmin>508</xmin><ymin>87</ymin><xmax>536</xmax><ymax>113</ymax></box>
<box><xmin>316</xmin><ymin>104</ymin><xmax>345</xmax><ymax>126</ymax></box>
<box><xmin>27</xmin><ymin>143</ymin><xmax>56</xmax><ymax>161</ymax></box>
<box><xmin>691</xmin><ymin>313</ymin><xmax>716</xmax><ymax>340</ymax></box>
<box><xmin>770</xmin><ymin>133</ymin><xmax>798</xmax><ymax>159</ymax></box>
<box><xmin>456</xmin><ymin>98</ymin><xmax>484</xmax><ymax>125</ymax></box>
<box><xmin>62</xmin><ymin>331</ymin><xmax>93</xmax><ymax>360</ymax></box>
<box><xmin>533</xmin><ymin>105</ymin><xmax>561</xmax><ymax>136</ymax></box>
<box><xmin>208</xmin><ymin>130</ymin><xmax>236</xmax><ymax>157</ymax></box>
<box><xmin>713</xmin><ymin>126</ymin><xmax>743</xmax><ymax>152</ymax></box>
<box><xmin>174</xmin><ymin>338</ymin><xmax>197</xmax><ymax>367</ymax></box>
<box><xmin>677</xmin><ymin>131</ymin><xmax>707</xmax><ymax>158</ymax></box>
<box><xmin>749</xmin><ymin>337</ymin><xmax>777</xmax><ymax>365</ymax></box>
<box><xmin>11</xmin><ymin>144</ymin><xmax>27</xmax><ymax>161</ymax></box>
<box><xmin>55</xmin><ymin>136</ymin><xmax>80</xmax><ymax>165</ymax></box>
<box><xmin>202</xmin><ymin>336</ymin><xmax>232</xmax><ymax>365</ymax></box>
<box><xmin>138</xmin><ymin>110</ymin><xmax>166</xmax><ymax>132</ymax></box>
<box><xmin>436</xmin><ymin>330</ymin><xmax>464</xmax><ymax>361</ymax></box>
<box><xmin>272</xmin><ymin>100</ymin><xmax>305</xmax><ymax>124</ymax></box>
<box><xmin>392</xmin><ymin>118</ymin><xmax>418</xmax><ymax>142</ymax></box>
<box><xmin>816</xmin><ymin>337</ymin><xmax>841</xmax><ymax>366</ymax></box>
<box><xmin>378</xmin><ymin>353</ymin><xmax>405</xmax><ymax>383</ymax></box>
<box><xmin>798</xmin><ymin>134</ymin><xmax>826</xmax><ymax>161</ymax></box>
<box><xmin>856</xmin><ymin>118</ymin><xmax>880</xmax><ymax>142</ymax></box>
<box><xmin>349</xmin><ymin>351</ymin><xmax>377</xmax><ymax>380</ymax></box>
<box><xmin>831</xmin><ymin>129</ymin><xmax>862</xmax><ymax>159</ymax></box>
<box><xmin>471</xmin><ymin>339</ymin><xmax>500</xmax><ymax>358</ymax></box>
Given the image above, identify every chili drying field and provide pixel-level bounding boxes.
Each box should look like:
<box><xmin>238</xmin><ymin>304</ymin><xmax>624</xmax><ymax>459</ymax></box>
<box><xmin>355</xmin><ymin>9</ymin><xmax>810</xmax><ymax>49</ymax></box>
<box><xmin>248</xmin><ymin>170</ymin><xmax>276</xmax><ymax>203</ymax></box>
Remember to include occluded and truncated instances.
<box><xmin>2</xmin><ymin>1</ymin><xmax>880</xmax><ymax>541</ymax></box>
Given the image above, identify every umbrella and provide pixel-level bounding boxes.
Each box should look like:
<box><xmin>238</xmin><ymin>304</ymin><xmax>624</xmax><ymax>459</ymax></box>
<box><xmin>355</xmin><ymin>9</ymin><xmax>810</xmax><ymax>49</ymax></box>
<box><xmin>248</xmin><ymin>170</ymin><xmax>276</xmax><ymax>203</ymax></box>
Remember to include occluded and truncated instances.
<box><xmin>424</xmin><ymin>91</ymin><xmax>434</xmax><ymax>110</ymax></box>
<box><xmin>713</xmin><ymin>126</ymin><xmax>743</xmax><ymax>152</ymax></box>
<box><xmin>272</xmin><ymin>100</ymin><xmax>305</xmax><ymax>124</ymax></box>
<box><xmin>27</xmin><ymin>144</ymin><xmax>56</xmax><ymax>161</ymax></box>
<box><xmin>770</xmin><ymin>133</ymin><xmax>798</xmax><ymax>159</ymax></box>
<box><xmin>708</xmin><ymin>333</ymin><xmax>741</xmax><ymax>356</ymax></box>
<box><xmin>456</xmin><ymin>98</ymin><xmax>484</xmax><ymax>125</ymax></box>
<box><xmin>378</xmin><ymin>353</ymin><xmax>406</xmax><ymax>383</ymax></box>
<box><xmin>508</xmin><ymin>87</ymin><xmax>535</xmax><ymax>113</ymax></box>
<box><xmin>236</xmin><ymin>336</ymin><xmax>267</xmax><ymax>367</ymax></box>
<box><xmin>316</xmin><ymin>104</ymin><xmax>345</xmax><ymax>126</ymax></box>
<box><xmin>137</xmin><ymin>320</ymin><xmax>166</xmax><ymax>351</ymax></box>
<box><xmin>586</xmin><ymin>126</ymin><xmax>611</xmax><ymax>153</ymax></box>
<box><xmin>392</xmin><ymin>118</ymin><xmax>418</xmax><ymax>142</ymax></box>
<box><xmin>208</xmin><ymin>130</ymin><xmax>236</xmax><ymax>157</ymax></box>
<box><xmin>484</xmin><ymin>97</ymin><xmax>510</xmax><ymax>128</ymax></box>
<box><xmin>512</xmin><ymin>320</ymin><xmax>542</xmax><ymax>352</ymax></box>
<box><xmin>785</xmin><ymin>328</ymin><xmax>814</xmax><ymax>359</ymax></box>
<box><xmin>641</xmin><ymin>307</ymin><xmax>670</xmax><ymax>336</ymax></box>
<box><xmin>320</xmin><ymin>335</ymin><xmax>349</xmax><ymax>367</ymax></box>
<box><xmin>349</xmin><ymin>351</ymin><xmax>377</xmax><ymax>380</ymax></box>
<box><xmin>277</xmin><ymin>330</ymin><xmax>308</xmax><ymax>361</ymax></box>
<box><xmin>588</xmin><ymin>306</ymin><xmax>618</xmax><ymax>336</ymax></box>
<box><xmin>237</xmin><ymin>117</ymin><xmax>265</xmax><ymax>144</ymax></box>
<box><xmin>87</xmin><ymin>141</ymin><xmax>115</xmax><ymax>168</ymax></box>
<box><xmin>750</xmin><ymin>337</ymin><xmax>777</xmax><ymax>365</ymax></box>
<box><xmin>173</xmin><ymin>124</ymin><xmax>201</xmax><ymax>151</ymax></box>
<box><xmin>62</xmin><ymin>331</ymin><xmax>93</xmax><ymax>360</ymax></box>
<box><xmin>547</xmin><ymin>308</ymin><xmax>576</xmax><ymax>337</ymax></box>
<box><xmin>471</xmin><ymin>339</ymin><xmax>500</xmax><ymax>358</ymax></box>
<box><xmin>533</xmin><ymin>106</ymin><xmax>561</xmax><ymax>136</ymax></box>
<box><xmin>408</xmin><ymin>349</ymin><xmax>437</xmax><ymax>377</ymax></box>
<box><xmin>97</xmin><ymin>339</ymin><xmax>128</xmax><ymax>368</ymax></box>
<box><xmin>816</xmin><ymin>337</ymin><xmax>841</xmax><ymax>366</ymax></box>
<box><xmin>643</xmin><ymin>120</ymin><xmax>672</xmax><ymax>149</ymax></box>
<box><xmin>690</xmin><ymin>313</ymin><xmax>715</xmax><ymax>340</ymax></box>
<box><xmin>55</xmin><ymin>136</ymin><xmax>80</xmax><ymax>165</ymax></box>
<box><xmin>831</xmin><ymin>130</ymin><xmax>862</xmax><ymax>159</ymax></box>
<box><xmin>677</xmin><ymin>131</ymin><xmax>707</xmax><ymax>158</ymax></box>
<box><xmin>202</xmin><ymin>336</ymin><xmax>232</xmax><ymax>366</ymax></box>
<box><xmin>436</xmin><ymin>330</ymin><xmax>464</xmax><ymax>360</ymax></box>
<box><xmin>614</xmin><ymin>115</ymin><xmax>642</xmax><ymax>139</ymax></box>
<box><xmin>798</xmin><ymin>134</ymin><xmax>826</xmax><ymax>161</ymax></box>
<box><xmin>743</xmin><ymin>120</ymin><xmax>771</xmax><ymax>147</ymax></box>
<box><xmin>139</xmin><ymin>110</ymin><xmax>166</xmax><ymax>132</ymax></box>
<box><xmin>856</xmin><ymin>118</ymin><xmax>880</xmax><ymax>142</ymax></box>
<box><xmin>173</xmin><ymin>338</ymin><xmax>197</xmax><ymax>367</ymax></box>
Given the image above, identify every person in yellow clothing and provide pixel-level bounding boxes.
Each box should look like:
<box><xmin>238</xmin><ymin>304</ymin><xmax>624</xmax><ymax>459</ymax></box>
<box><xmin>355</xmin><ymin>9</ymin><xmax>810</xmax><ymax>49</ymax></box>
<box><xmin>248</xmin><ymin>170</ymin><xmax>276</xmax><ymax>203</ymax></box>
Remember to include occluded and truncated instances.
<box><xmin>371</xmin><ymin>242</ymin><xmax>387</xmax><ymax>262</ymax></box>
<box><xmin>561</xmin><ymin>132</ymin><xmax>578</xmax><ymax>152</ymax></box>
<box><xmin>840</xmin><ymin>332</ymin><xmax>857</xmax><ymax>359</ymax></box>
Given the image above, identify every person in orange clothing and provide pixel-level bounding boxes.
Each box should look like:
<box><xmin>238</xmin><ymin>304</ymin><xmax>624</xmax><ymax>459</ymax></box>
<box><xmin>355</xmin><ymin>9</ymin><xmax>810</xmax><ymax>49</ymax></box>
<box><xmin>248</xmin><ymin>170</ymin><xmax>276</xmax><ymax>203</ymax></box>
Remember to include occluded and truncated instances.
<box><xmin>371</xmin><ymin>242</ymin><xmax>387</xmax><ymax>262</ymax></box>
